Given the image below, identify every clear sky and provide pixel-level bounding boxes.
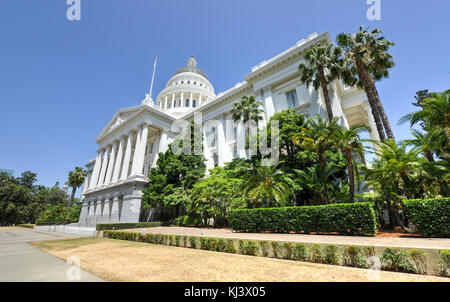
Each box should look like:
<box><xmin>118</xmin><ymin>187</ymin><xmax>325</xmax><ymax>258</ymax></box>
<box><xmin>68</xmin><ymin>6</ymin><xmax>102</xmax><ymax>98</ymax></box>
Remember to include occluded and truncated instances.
<box><xmin>0</xmin><ymin>0</ymin><xmax>449</xmax><ymax>191</ymax></box>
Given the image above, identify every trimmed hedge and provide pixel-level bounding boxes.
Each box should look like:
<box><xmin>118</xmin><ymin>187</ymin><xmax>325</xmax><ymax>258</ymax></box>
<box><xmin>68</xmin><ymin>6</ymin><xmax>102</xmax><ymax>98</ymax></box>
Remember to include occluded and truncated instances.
<box><xmin>227</xmin><ymin>202</ymin><xmax>377</xmax><ymax>235</ymax></box>
<box><xmin>96</xmin><ymin>221</ymin><xmax>170</xmax><ymax>231</ymax></box>
<box><xmin>36</xmin><ymin>219</ymin><xmax>77</xmax><ymax>226</ymax></box>
<box><xmin>403</xmin><ymin>198</ymin><xmax>450</xmax><ymax>237</ymax></box>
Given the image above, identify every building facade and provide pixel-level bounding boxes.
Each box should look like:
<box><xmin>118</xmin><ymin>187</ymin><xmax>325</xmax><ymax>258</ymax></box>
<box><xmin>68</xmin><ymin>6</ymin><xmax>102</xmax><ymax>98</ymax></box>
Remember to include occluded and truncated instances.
<box><xmin>78</xmin><ymin>32</ymin><xmax>378</xmax><ymax>225</ymax></box>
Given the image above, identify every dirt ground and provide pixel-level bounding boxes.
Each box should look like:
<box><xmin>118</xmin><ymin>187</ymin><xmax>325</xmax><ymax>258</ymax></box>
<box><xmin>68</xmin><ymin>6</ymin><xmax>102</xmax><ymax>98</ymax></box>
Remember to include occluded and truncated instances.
<box><xmin>32</xmin><ymin>237</ymin><xmax>449</xmax><ymax>282</ymax></box>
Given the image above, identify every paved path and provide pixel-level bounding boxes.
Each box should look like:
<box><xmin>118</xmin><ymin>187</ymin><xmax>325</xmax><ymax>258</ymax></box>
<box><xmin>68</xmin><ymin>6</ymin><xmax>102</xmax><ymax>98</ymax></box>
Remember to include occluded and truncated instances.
<box><xmin>0</xmin><ymin>228</ymin><xmax>103</xmax><ymax>282</ymax></box>
<box><xmin>131</xmin><ymin>226</ymin><xmax>450</xmax><ymax>250</ymax></box>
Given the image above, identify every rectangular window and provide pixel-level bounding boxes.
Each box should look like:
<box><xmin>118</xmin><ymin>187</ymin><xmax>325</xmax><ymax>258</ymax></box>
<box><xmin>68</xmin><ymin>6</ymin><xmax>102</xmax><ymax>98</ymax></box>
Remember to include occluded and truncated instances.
<box><xmin>192</xmin><ymin>100</ymin><xmax>197</xmax><ymax>108</ymax></box>
<box><xmin>213</xmin><ymin>153</ymin><xmax>219</xmax><ymax>167</ymax></box>
<box><xmin>286</xmin><ymin>90</ymin><xmax>298</xmax><ymax>108</ymax></box>
<box><xmin>185</xmin><ymin>99</ymin><xmax>189</xmax><ymax>107</ymax></box>
<box><xmin>233</xmin><ymin>144</ymin><xmax>238</xmax><ymax>158</ymax></box>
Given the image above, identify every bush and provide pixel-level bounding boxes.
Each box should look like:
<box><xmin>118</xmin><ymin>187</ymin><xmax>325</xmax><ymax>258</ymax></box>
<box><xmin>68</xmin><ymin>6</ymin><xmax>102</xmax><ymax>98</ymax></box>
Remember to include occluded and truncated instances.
<box><xmin>239</xmin><ymin>240</ymin><xmax>259</xmax><ymax>256</ymax></box>
<box><xmin>174</xmin><ymin>215</ymin><xmax>202</xmax><ymax>227</ymax></box>
<box><xmin>96</xmin><ymin>221</ymin><xmax>169</xmax><ymax>231</ymax></box>
<box><xmin>381</xmin><ymin>248</ymin><xmax>415</xmax><ymax>273</ymax></box>
<box><xmin>216</xmin><ymin>238</ymin><xmax>227</xmax><ymax>252</ymax></box>
<box><xmin>324</xmin><ymin>245</ymin><xmax>339</xmax><ymax>265</ymax></box>
<box><xmin>342</xmin><ymin>246</ymin><xmax>366</xmax><ymax>268</ymax></box>
<box><xmin>409</xmin><ymin>249</ymin><xmax>427</xmax><ymax>275</ymax></box>
<box><xmin>168</xmin><ymin>235</ymin><xmax>175</xmax><ymax>246</ymax></box>
<box><xmin>224</xmin><ymin>239</ymin><xmax>236</xmax><ymax>253</ymax></box>
<box><xmin>104</xmin><ymin>231</ymin><xmax>137</xmax><ymax>241</ymax></box>
<box><xmin>37</xmin><ymin>204</ymin><xmax>81</xmax><ymax>225</ymax></box>
<box><xmin>283</xmin><ymin>242</ymin><xmax>294</xmax><ymax>260</ymax></box>
<box><xmin>259</xmin><ymin>241</ymin><xmax>270</xmax><ymax>257</ymax></box>
<box><xmin>438</xmin><ymin>250</ymin><xmax>450</xmax><ymax>277</ymax></box>
<box><xmin>309</xmin><ymin>244</ymin><xmax>324</xmax><ymax>263</ymax></box>
<box><xmin>403</xmin><ymin>198</ymin><xmax>450</xmax><ymax>237</ymax></box>
<box><xmin>200</xmin><ymin>237</ymin><xmax>211</xmax><ymax>250</ymax></box>
<box><xmin>271</xmin><ymin>241</ymin><xmax>283</xmax><ymax>259</ymax></box>
<box><xmin>182</xmin><ymin>236</ymin><xmax>188</xmax><ymax>247</ymax></box>
<box><xmin>18</xmin><ymin>224</ymin><xmax>34</xmax><ymax>229</ymax></box>
<box><xmin>292</xmin><ymin>243</ymin><xmax>308</xmax><ymax>262</ymax></box>
<box><xmin>189</xmin><ymin>236</ymin><xmax>198</xmax><ymax>249</ymax></box>
<box><xmin>228</xmin><ymin>202</ymin><xmax>377</xmax><ymax>235</ymax></box>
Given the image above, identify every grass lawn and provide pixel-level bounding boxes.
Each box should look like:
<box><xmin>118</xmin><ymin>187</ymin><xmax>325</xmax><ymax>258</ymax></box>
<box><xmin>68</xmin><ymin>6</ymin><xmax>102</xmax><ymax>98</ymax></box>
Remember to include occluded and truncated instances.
<box><xmin>31</xmin><ymin>237</ymin><xmax>449</xmax><ymax>282</ymax></box>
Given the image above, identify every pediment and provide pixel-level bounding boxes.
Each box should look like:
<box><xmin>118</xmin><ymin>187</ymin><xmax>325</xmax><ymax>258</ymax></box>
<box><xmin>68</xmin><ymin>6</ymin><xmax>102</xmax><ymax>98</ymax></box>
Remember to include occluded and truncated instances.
<box><xmin>97</xmin><ymin>106</ymin><xmax>142</xmax><ymax>139</ymax></box>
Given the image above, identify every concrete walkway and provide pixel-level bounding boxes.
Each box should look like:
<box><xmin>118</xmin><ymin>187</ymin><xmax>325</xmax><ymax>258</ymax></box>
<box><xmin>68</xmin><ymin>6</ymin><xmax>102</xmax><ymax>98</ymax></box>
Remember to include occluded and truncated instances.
<box><xmin>0</xmin><ymin>228</ymin><xmax>103</xmax><ymax>282</ymax></box>
<box><xmin>130</xmin><ymin>226</ymin><xmax>450</xmax><ymax>250</ymax></box>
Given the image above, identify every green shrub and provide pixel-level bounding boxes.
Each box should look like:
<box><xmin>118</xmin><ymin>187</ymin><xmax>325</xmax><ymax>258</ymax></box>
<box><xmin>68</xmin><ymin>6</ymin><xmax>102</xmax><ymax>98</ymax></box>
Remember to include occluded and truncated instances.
<box><xmin>182</xmin><ymin>236</ymin><xmax>188</xmax><ymax>247</ymax></box>
<box><xmin>381</xmin><ymin>248</ymin><xmax>415</xmax><ymax>273</ymax></box>
<box><xmin>168</xmin><ymin>235</ymin><xmax>175</xmax><ymax>246</ymax></box>
<box><xmin>174</xmin><ymin>215</ymin><xmax>201</xmax><ymax>227</ymax></box>
<box><xmin>224</xmin><ymin>239</ymin><xmax>236</xmax><ymax>253</ymax></box>
<box><xmin>156</xmin><ymin>234</ymin><xmax>163</xmax><ymax>244</ymax></box>
<box><xmin>309</xmin><ymin>244</ymin><xmax>324</xmax><ymax>263</ymax></box>
<box><xmin>175</xmin><ymin>235</ymin><xmax>181</xmax><ymax>247</ymax></box>
<box><xmin>161</xmin><ymin>235</ymin><xmax>168</xmax><ymax>245</ymax></box>
<box><xmin>271</xmin><ymin>242</ymin><xmax>283</xmax><ymax>259</ymax></box>
<box><xmin>409</xmin><ymin>249</ymin><xmax>427</xmax><ymax>275</ymax></box>
<box><xmin>96</xmin><ymin>221</ymin><xmax>169</xmax><ymax>231</ymax></box>
<box><xmin>324</xmin><ymin>244</ymin><xmax>339</xmax><ymax>265</ymax></box>
<box><xmin>283</xmin><ymin>242</ymin><xmax>294</xmax><ymax>260</ymax></box>
<box><xmin>259</xmin><ymin>241</ymin><xmax>270</xmax><ymax>257</ymax></box>
<box><xmin>200</xmin><ymin>237</ymin><xmax>211</xmax><ymax>250</ymax></box>
<box><xmin>18</xmin><ymin>224</ymin><xmax>34</xmax><ymax>229</ymax></box>
<box><xmin>363</xmin><ymin>246</ymin><xmax>376</xmax><ymax>258</ymax></box>
<box><xmin>292</xmin><ymin>243</ymin><xmax>309</xmax><ymax>262</ymax></box>
<box><xmin>438</xmin><ymin>250</ymin><xmax>450</xmax><ymax>277</ymax></box>
<box><xmin>216</xmin><ymin>238</ymin><xmax>227</xmax><ymax>252</ymax></box>
<box><xmin>189</xmin><ymin>236</ymin><xmax>198</xmax><ymax>249</ymax></box>
<box><xmin>104</xmin><ymin>231</ymin><xmax>137</xmax><ymax>241</ymax></box>
<box><xmin>227</xmin><ymin>202</ymin><xmax>377</xmax><ymax>235</ymax></box>
<box><xmin>240</xmin><ymin>240</ymin><xmax>259</xmax><ymax>256</ymax></box>
<box><xmin>342</xmin><ymin>246</ymin><xmax>366</xmax><ymax>268</ymax></box>
<box><xmin>238</xmin><ymin>240</ymin><xmax>246</xmax><ymax>254</ymax></box>
<box><xmin>403</xmin><ymin>198</ymin><xmax>450</xmax><ymax>237</ymax></box>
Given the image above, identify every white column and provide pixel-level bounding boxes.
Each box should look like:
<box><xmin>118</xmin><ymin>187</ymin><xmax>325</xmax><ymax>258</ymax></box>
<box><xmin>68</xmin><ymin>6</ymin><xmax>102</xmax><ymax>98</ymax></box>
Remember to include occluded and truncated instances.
<box><xmin>151</xmin><ymin>134</ymin><xmax>161</xmax><ymax>168</ymax></box>
<box><xmin>202</xmin><ymin>126</ymin><xmax>213</xmax><ymax>171</ymax></box>
<box><xmin>171</xmin><ymin>93</ymin><xmax>175</xmax><ymax>108</ymax></box>
<box><xmin>164</xmin><ymin>95</ymin><xmax>168</xmax><ymax>110</ymax></box>
<box><xmin>111</xmin><ymin>137</ymin><xmax>125</xmax><ymax>183</ymax></box>
<box><xmin>97</xmin><ymin>147</ymin><xmax>110</xmax><ymax>187</ymax></box>
<box><xmin>104</xmin><ymin>142</ymin><xmax>116</xmax><ymax>185</ymax></box>
<box><xmin>130</xmin><ymin>127</ymin><xmax>143</xmax><ymax>175</ymax></box>
<box><xmin>189</xmin><ymin>92</ymin><xmax>193</xmax><ymax>107</ymax></box>
<box><xmin>262</xmin><ymin>87</ymin><xmax>275</xmax><ymax>124</ymax></box>
<box><xmin>199</xmin><ymin>95</ymin><xmax>202</xmax><ymax>106</ymax></box>
<box><xmin>217</xmin><ymin>117</ymin><xmax>233</xmax><ymax>166</ymax></box>
<box><xmin>236</xmin><ymin>121</ymin><xmax>247</xmax><ymax>159</ymax></box>
<box><xmin>120</xmin><ymin>133</ymin><xmax>133</xmax><ymax>181</ymax></box>
<box><xmin>136</xmin><ymin>125</ymin><xmax>149</xmax><ymax>175</ymax></box>
<box><xmin>181</xmin><ymin>92</ymin><xmax>184</xmax><ymax>107</ymax></box>
<box><xmin>89</xmin><ymin>151</ymin><xmax>102</xmax><ymax>189</ymax></box>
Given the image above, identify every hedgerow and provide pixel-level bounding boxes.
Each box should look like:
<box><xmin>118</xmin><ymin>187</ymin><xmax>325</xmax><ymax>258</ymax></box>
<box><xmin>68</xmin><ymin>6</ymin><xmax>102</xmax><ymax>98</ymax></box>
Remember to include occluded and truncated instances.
<box><xmin>227</xmin><ymin>202</ymin><xmax>377</xmax><ymax>235</ymax></box>
<box><xmin>403</xmin><ymin>198</ymin><xmax>450</xmax><ymax>237</ymax></box>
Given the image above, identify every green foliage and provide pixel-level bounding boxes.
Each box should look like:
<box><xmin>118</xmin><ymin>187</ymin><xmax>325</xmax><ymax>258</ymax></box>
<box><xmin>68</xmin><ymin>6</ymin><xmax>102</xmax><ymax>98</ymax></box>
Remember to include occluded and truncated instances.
<box><xmin>381</xmin><ymin>248</ymin><xmax>415</xmax><ymax>273</ymax></box>
<box><xmin>438</xmin><ymin>250</ymin><xmax>450</xmax><ymax>277</ymax></box>
<box><xmin>224</xmin><ymin>239</ymin><xmax>237</xmax><ymax>253</ymax></box>
<box><xmin>342</xmin><ymin>246</ymin><xmax>367</xmax><ymax>268</ymax></box>
<box><xmin>259</xmin><ymin>241</ymin><xmax>270</xmax><ymax>257</ymax></box>
<box><xmin>103</xmin><ymin>231</ymin><xmax>138</xmax><ymax>241</ymax></box>
<box><xmin>36</xmin><ymin>204</ymin><xmax>81</xmax><ymax>224</ymax></box>
<box><xmin>228</xmin><ymin>202</ymin><xmax>377</xmax><ymax>235</ymax></box>
<box><xmin>182</xmin><ymin>236</ymin><xmax>188</xmax><ymax>247</ymax></box>
<box><xmin>403</xmin><ymin>198</ymin><xmax>450</xmax><ymax>236</ymax></box>
<box><xmin>189</xmin><ymin>236</ymin><xmax>198</xmax><ymax>249</ymax></box>
<box><xmin>324</xmin><ymin>244</ymin><xmax>339</xmax><ymax>265</ymax></box>
<box><xmin>283</xmin><ymin>242</ymin><xmax>294</xmax><ymax>260</ymax></box>
<box><xmin>216</xmin><ymin>238</ymin><xmax>227</xmax><ymax>252</ymax></box>
<box><xmin>67</xmin><ymin>167</ymin><xmax>87</xmax><ymax>207</ymax></box>
<box><xmin>309</xmin><ymin>244</ymin><xmax>324</xmax><ymax>264</ymax></box>
<box><xmin>409</xmin><ymin>249</ymin><xmax>427</xmax><ymax>275</ymax></box>
<box><xmin>96</xmin><ymin>221</ymin><xmax>169</xmax><ymax>231</ymax></box>
<box><xmin>238</xmin><ymin>240</ymin><xmax>259</xmax><ymax>256</ymax></box>
<box><xmin>292</xmin><ymin>243</ymin><xmax>309</xmax><ymax>262</ymax></box>
<box><xmin>271</xmin><ymin>241</ymin><xmax>283</xmax><ymax>259</ymax></box>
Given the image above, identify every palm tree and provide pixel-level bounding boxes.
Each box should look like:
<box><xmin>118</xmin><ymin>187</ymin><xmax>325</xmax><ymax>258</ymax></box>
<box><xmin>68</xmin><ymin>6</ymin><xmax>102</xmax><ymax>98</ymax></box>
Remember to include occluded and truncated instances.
<box><xmin>298</xmin><ymin>43</ymin><xmax>343</xmax><ymax>122</ymax></box>
<box><xmin>244</xmin><ymin>161</ymin><xmax>293</xmax><ymax>208</ymax></box>
<box><xmin>405</xmin><ymin>128</ymin><xmax>444</xmax><ymax>162</ymax></box>
<box><xmin>291</xmin><ymin>115</ymin><xmax>340</xmax><ymax>202</ymax></box>
<box><xmin>231</xmin><ymin>95</ymin><xmax>264</xmax><ymax>134</ymax></box>
<box><xmin>337</xmin><ymin>27</ymin><xmax>395</xmax><ymax>141</ymax></box>
<box><xmin>67</xmin><ymin>167</ymin><xmax>87</xmax><ymax>207</ymax></box>
<box><xmin>334</xmin><ymin>126</ymin><xmax>367</xmax><ymax>202</ymax></box>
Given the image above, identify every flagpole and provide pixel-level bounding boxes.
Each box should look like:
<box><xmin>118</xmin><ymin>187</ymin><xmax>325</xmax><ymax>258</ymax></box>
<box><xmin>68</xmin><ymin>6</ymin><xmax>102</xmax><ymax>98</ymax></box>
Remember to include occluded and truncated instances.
<box><xmin>149</xmin><ymin>56</ymin><xmax>158</xmax><ymax>98</ymax></box>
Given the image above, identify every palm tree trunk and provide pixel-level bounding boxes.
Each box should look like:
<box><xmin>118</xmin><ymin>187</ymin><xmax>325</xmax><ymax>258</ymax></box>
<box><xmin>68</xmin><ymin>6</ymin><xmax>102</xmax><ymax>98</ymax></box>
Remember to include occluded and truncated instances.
<box><xmin>318</xmin><ymin>66</ymin><xmax>334</xmax><ymax>122</ymax></box>
<box><xmin>317</xmin><ymin>152</ymin><xmax>330</xmax><ymax>203</ymax></box>
<box><xmin>69</xmin><ymin>187</ymin><xmax>76</xmax><ymax>208</ymax></box>
<box><xmin>369</xmin><ymin>76</ymin><xmax>395</xmax><ymax>141</ymax></box>
<box><xmin>425</xmin><ymin>151</ymin><xmax>435</xmax><ymax>162</ymax></box>
<box><xmin>355</xmin><ymin>59</ymin><xmax>386</xmax><ymax>141</ymax></box>
<box><xmin>344</xmin><ymin>149</ymin><xmax>355</xmax><ymax>202</ymax></box>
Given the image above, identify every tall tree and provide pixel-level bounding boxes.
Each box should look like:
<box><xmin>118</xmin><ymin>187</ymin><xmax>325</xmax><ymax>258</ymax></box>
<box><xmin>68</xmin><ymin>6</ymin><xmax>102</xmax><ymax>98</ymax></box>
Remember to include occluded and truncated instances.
<box><xmin>67</xmin><ymin>167</ymin><xmax>87</xmax><ymax>207</ymax></box>
<box><xmin>337</xmin><ymin>27</ymin><xmax>395</xmax><ymax>141</ymax></box>
<box><xmin>231</xmin><ymin>95</ymin><xmax>264</xmax><ymax>133</ymax></box>
<box><xmin>291</xmin><ymin>115</ymin><xmax>340</xmax><ymax>202</ymax></box>
<box><xmin>334</xmin><ymin>126</ymin><xmax>367</xmax><ymax>202</ymax></box>
<box><xmin>298</xmin><ymin>43</ymin><xmax>343</xmax><ymax>122</ymax></box>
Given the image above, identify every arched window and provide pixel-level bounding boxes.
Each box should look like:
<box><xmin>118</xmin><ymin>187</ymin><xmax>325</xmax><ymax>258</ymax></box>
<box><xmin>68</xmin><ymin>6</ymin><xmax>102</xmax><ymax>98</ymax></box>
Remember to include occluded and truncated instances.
<box><xmin>192</xmin><ymin>99</ymin><xmax>196</xmax><ymax>108</ymax></box>
<box><xmin>185</xmin><ymin>99</ymin><xmax>189</xmax><ymax>107</ymax></box>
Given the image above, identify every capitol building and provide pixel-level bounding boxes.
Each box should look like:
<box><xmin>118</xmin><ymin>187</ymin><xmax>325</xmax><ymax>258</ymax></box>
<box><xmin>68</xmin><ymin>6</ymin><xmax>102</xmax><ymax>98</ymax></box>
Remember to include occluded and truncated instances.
<box><xmin>78</xmin><ymin>32</ymin><xmax>378</xmax><ymax>225</ymax></box>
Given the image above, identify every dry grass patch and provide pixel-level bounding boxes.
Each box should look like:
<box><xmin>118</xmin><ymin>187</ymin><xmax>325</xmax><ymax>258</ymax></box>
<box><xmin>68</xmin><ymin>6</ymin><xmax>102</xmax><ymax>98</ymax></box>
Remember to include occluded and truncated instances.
<box><xmin>32</xmin><ymin>237</ymin><xmax>449</xmax><ymax>282</ymax></box>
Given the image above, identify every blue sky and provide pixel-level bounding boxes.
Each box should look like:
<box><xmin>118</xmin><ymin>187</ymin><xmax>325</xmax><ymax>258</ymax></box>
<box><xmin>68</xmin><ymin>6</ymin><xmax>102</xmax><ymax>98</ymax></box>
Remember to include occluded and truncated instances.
<box><xmin>0</xmin><ymin>0</ymin><xmax>449</xmax><ymax>191</ymax></box>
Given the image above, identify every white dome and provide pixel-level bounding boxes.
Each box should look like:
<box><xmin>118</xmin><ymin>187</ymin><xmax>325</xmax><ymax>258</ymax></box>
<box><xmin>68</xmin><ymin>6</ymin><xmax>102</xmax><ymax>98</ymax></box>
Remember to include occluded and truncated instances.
<box><xmin>156</xmin><ymin>56</ymin><xmax>216</xmax><ymax>117</ymax></box>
